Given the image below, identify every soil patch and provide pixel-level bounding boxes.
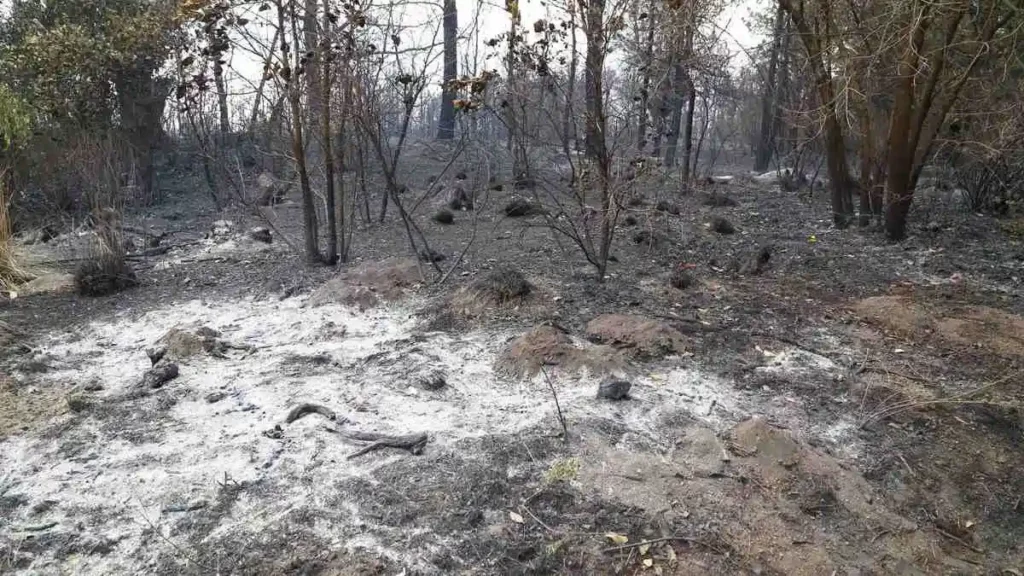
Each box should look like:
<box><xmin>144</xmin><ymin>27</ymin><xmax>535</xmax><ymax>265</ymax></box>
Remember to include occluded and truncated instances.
<box><xmin>494</xmin><ymin>324</ymin><xmax>625</xmax><ymax>378</ymax></box>
<box><xmin>307</xmin><ymin>258</ymin><xmax>423</xmax><ymax>310</ymax></box>
<box><xmin>0</xmin><ymin>375</ymin><xmax>68</xmax><ymax>440</ymax></box>
<box><xmin>853</xmin><ymin>295</ymin><xmax>1024</xmax><ymax>358</ymax></box>
<box><xmin>585</xmin><ymin>314</ymin><xmax>687</xmax><ymax>359</ymax></box>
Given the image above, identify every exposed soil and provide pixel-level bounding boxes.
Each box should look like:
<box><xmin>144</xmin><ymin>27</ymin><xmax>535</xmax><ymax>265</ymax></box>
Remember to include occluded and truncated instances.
<box><xmin>1</xmin><ymin>147</ymin><xmax>1022</xmax><ymax>575</ymax></box>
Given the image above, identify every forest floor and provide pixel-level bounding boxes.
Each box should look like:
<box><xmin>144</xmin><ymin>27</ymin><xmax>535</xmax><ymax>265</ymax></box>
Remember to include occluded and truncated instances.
<box><xmin>1</xmin><ymin>141</ymin><xmax>1023</xmax><ymax>575</ymax></box>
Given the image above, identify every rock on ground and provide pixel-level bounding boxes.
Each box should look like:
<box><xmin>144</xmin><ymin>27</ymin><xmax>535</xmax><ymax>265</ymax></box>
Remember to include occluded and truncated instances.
<box><xmin>157</xmin><ymin>325</ymin><xmax>226</xmax><ymax>361</ymax></box>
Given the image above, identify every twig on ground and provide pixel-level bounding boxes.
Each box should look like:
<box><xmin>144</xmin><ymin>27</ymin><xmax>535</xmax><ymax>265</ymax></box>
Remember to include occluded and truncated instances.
<box><xmin>518</xmin><ymin>504</ymin><xmax>556</xmax><ymax>533</ymax></box>
<box><xmin>602</xmin><ymin>535</ymin><xmax>703</xmax><ymax>554</ymax></box>
<box><xmin>859</xmin><ymin>370</ymin><xmax>1020</xmax><ymax>427</ymax></box>
<box><xmin>132</xmin><ymin>499</ymin><xmax>213</xmax><ymax>572</ymax></box>
<box><xmin>540</xmin><ymin>367</ymin><xmax>569</xmax><ymax>441</ymax></box>
<box><xmin>934</xmin><ymin>527</ymin><xmax>984</xmax><ymax>554</ymax></box>
<box><xmin>857</xmin><ymin>363</ymin><xmax>930</xmax><ymax>383</ymax></box>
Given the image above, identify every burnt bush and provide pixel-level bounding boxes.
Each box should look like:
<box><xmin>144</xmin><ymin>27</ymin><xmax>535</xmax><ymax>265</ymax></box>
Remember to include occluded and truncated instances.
<box><xmin>950</xmin><ymin>153</ymin><xmax>1024</xmax><ymax>215</ymax></box>
<box><xmin>75</xmin><ymin>258</ymin><xmax>137</xmax><ymax>296</ymax></box>
<box><xmin>471</xmin><ymin>268</ymin><xmax>532</xmax><ymax>303</ymax></box>
<box><xmin>432</xmin><ymin>209</ymin><xmax>455</xmax><ymax>224</ymax></box>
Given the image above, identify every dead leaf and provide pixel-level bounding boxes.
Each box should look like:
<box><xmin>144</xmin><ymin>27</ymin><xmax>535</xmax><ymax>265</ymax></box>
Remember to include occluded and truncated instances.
<box><xmin>642</xmin><ymin>558</ymin><xmax>654</xmax><ymax>568</ymax></box>
<box><xmin>639</xmin><ymin>543</ymin><xmax>650</xmax><ymax>555</ymax></box>
<box><xmin>605</xmin><ymin>532</ymin><xmax>629</xmax><ymax>545</ymax></box>
<box><xmin>509</xmin><ymin>511</ymin><xmax>524</xmax><ymax>524</ymax></box>
<box><xmin>666</xmin><ymin>545</ymin><xmax>677</xmax><ymax>562</ymax></box>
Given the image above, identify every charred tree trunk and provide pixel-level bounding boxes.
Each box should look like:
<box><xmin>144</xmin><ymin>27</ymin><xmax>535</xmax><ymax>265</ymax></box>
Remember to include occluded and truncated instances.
<box><xmin>321</xmin><ymin>0</ymin><xmax>337</xmax><ymax>264</ymax></box>
<box><xmin>113</xmin><ymin>69</ymin><xmax>170</xmax><ymax>205</ymax></box>
<box><xmin>681</xmin><ymin>80</ymin><xmax>696</xmax><ymax>183</ymax></box>
<box><xmin>562</xmin><ymin>0</ymin><xmax>578</xmax><ymax>156</ymax></box>
<box><xmin>281</xmin><ymin>0</ymin><xmax>321</xmax><ymax>263</ymax></box>
<box><xmin>885</xmin><ymin>7</ymin><xmax>984</xmax><ymax>241</ymax></box>
<box><xmin>213</xmin><ymin>59</ymin><xmax>230</xmax><ymax>135</ymax></box>
<box><xmin>437</xmin><ymin>0</ymin><xmax>458</xmax><ymax>140</ymax></box>
<box><xmin>583</xmin><ymin>0</ymin><xmax>613</xmax><ymax>280</ymax></box>
<box><xmin>303</xmin><ymin>0</ymin><xmax>322</xmax><ymax>154</ymax></box>
<box><xmin>662</xmin><ymin>61</ymin><xmax>685</xmax><ymax>168</ymax></box>
<box><xmin>777</xmin><ymin>22</ymin><xmax>792</xmax><ymax>157</ymax></box>
<box><xmin>583</xmin><ymin>0</ymin><xmax>606</xmax><ymax>163</ymax></box>
<box><xmin>636</xmin><ymin>0</ymin><xmax>656</xmax><ymax>153</ymax></box>
<box><xmin>754</xmin><ymin>2</ymin><xmax>785</xmax><ymax>172</ymax></box>
<box><xmin>780</xmin><ymin>0</ymin><xmax>854</xmax><ymax>227</ymax></box>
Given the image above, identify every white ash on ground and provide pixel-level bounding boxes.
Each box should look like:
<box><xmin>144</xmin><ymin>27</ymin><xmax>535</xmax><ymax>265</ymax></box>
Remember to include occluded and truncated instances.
<box><xmin>0</xmin><ymin>293</ymin><xmax>863</xmax><ymax>574</ymax></box>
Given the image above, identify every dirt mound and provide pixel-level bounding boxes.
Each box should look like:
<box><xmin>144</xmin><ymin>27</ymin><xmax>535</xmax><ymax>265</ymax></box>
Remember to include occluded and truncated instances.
<box><xmin>584</xmin><ymin>314</ymin><xmax>686</xmax><ymax>358</ymax></box>
<box><xmin>156</xmin><ymin>325</ymin><xmax>226</xmax><ymax>361</ymax></box>
<box><xmin>17</xmin><ymin>271</ymin><xmax>75</xmax><ymax>295</ymax></box>
<box><xmin>449</xmin><ymin>268</ymin><xmax>533</xmax><ymax>317</ymax></box>
<box><xmin>307</xmin><ymin>258</ymin><xmax>422</xmax><ymax>310</ymax></box>
<box><xmin>494</xmin><ymin>324</ymin><xmax>624</xmax><ymax>378</ymax></box>
<box><xmin>853</xmin><ymin>296</ymin><xmax>1024</xmax><ymax>358</ymax></box>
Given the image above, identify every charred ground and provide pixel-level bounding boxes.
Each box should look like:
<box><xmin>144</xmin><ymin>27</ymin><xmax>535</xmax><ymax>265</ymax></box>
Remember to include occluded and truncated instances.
<box><xmin>1</xmin><ymin>148</ymin><xmax>1022</xmax><ymax>575</ymax></box>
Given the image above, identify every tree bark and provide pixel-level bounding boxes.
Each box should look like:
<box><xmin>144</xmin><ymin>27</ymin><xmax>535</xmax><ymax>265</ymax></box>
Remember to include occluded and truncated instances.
<box><xmin>583</xmin><ymin>0</ymin><xmax>607</xmax><ymax>164</ymax></box>
<box><xmin>754</xmin><ymin>2</ymin><xmax>785</xmax><ymax>172</ymax></box>
<box><xmin>321</xmin><ymin>0</ymin><xmax>337</xmax><ymax>264</ymax></box>
<box><xmin>437</xmin><ymin>0</ymin><xmax>458</xmax><ymax>140</ymax></box>
<box><xmin>562</xmin><ymin>0</ymin><xmax>578</xmax><ymax>157</ymax></box>
<box><xmin>280</xmin><ymin>0</ymin><xmax>321</xmax><ymax>263</ymax></box>
<box><xmin>662</xmin><ymin>60</ymin><xmax>684</xmax><ymax>168</ymax></box>
<box><xmin>636</xmin><ymin>0</ymin><xmax>656</xmax><ymax>153</ymax></box>
<box><xmin>780</xmin><ymin>0</ymin><xmax>854</xmax><ymax>227</ymax></box>
<box><xmin>681</xmin><ymin>80</ymin><xmax>696</xmax><ymax>183</ymax></box>
<box><xmin>113</xmin><ymin>69</ymin><xmax>170</xmax><ymax>205</ymax></box>
<box><xmin>213</xmin><ymin>59</ymin><xmax>230</xmax><ymax>134</ymax></box>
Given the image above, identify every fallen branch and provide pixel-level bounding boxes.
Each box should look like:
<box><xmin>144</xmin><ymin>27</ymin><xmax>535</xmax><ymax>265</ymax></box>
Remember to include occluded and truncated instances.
<box><xmin>935</xmin><ymin>526</ymin><xmax>984</xmax><ymax>554</ymax></box>
<box><xmin>856</xmin><ymin>363</ymin><xmax>930</xmax><ymax>383</ymax></box>
<box><xmin>285</xmin><ymin>403</ymin><xmax>339</xmax><ymax>424</ymax></box>
<box><xmin>602</xmin><ymin>535</ymin><xmax>703</xmax><ymax>554</ymax></box>
<box><xmin>326</xmin><ymin>427</ymin><xmax>429</xmax><ymax>459</ymax></box>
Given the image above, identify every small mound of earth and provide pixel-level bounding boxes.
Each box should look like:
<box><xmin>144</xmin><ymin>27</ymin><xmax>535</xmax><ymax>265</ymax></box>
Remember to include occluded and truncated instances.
<box><xmin>449</xmin><ymin>268</ymin><xmax>534</xmax><ymax>318</ymax></box>
<box><xmin>156</xmin><ymin>325</ymin><xmax>227</xmax><ymax>360</ymax></box>
<box><xmin>494</xmin><ymin>324</ymin><xmax>625</xmax><ymax>378</ymax></box>
<box><xmin>853</xmin><ymin>296</ymin><xmax>1024</xmax><ymax>358</ymax></box>
<box><xmin>307</xmin><ymin>258</ymin><xmax>422</xmax><ymax>310</ymax></box>
<box><xmin>17</xmin><ymin>271</ymin><xmax>75</xmax><ymax>296</ymax></box>
<box><xmin>727</xmin><ymin>417</ymin><xmax>891</xmax><ymax>522</ymax></box>
<box><xmin>585</xmin><ymin>314</ymin><xmax>686</xmax><ymax>358</ymax></box>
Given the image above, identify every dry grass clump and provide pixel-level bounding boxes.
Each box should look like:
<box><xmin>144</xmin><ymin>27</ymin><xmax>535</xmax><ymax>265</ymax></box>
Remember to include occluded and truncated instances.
<box><xmin>74</xmin><ymin>207</ymin><xmax>137</xmax><ymax>297</ymax></box>
<box><xmin>0</xmin><ymin>171</ymin><xmax>35</xmax><ymax>292</ymax></box>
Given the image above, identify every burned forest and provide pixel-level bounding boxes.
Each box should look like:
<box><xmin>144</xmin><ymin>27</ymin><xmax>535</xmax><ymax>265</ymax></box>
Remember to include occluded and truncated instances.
<box><xmin>1</xmin><ymin>0</ymin><xmax>1023</xmax><ymax>573</ymax></box>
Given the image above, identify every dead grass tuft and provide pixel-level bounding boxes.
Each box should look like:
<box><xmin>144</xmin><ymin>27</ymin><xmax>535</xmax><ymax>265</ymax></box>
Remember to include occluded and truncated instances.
<box><xmin>0</xmin><ymin>170</ymin><xmax>35</xmax><ymax>292</ymax></box>
<box><xmin>74</xmin><ymin>208</ymin><xmax>137</xmax><ymax>297</ymax></box>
